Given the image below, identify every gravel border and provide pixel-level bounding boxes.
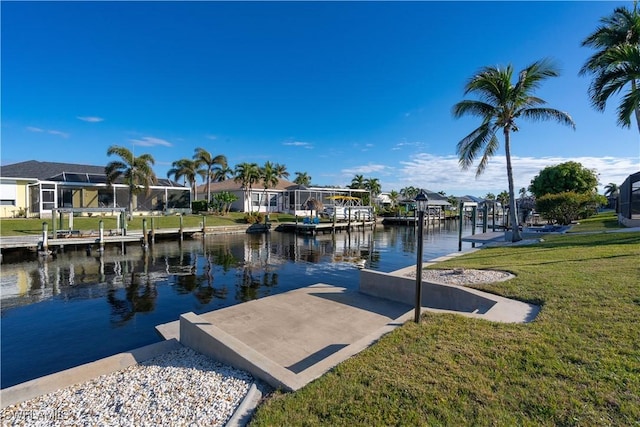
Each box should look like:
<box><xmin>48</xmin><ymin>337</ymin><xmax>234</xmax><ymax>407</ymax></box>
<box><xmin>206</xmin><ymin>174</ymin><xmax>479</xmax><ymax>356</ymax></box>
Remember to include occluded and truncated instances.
<box><xmin>404</xmin><ymin>268</ymin><xmax>515</xmax><ymax>285</ymax></box>
<box><xmin>1</xmin><ymin>347</ymin><xmax>253</xmax><ymax>426</ymax></box>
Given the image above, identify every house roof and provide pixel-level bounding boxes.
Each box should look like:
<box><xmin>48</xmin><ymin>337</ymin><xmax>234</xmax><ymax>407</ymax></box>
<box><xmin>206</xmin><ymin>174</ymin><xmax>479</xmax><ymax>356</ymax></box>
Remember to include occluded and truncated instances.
<box><xmin>398</xmin><ymin>189</ymin><xmax>451</xmax><ymax>206</ymax></box>
<box><xmin>1</xmin><ymin>160</ymin><xmax>105</xmax><ymax>180</ymax></box>
<box><xmin>0</xmin><ymin>160</ymin><xmax>184</xmax><ymax>187</ymax></box>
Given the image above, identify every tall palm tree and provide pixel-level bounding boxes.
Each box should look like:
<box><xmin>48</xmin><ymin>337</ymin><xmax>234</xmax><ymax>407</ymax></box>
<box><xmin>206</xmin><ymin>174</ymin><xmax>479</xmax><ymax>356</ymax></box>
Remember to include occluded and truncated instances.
<box><xmin>212</xmin><ymin>164</ymin><xmax>233</xmax><ymax>182</ymax></box>
<box><xmin>497</xmin><ymin>190</ymin><xmax>510</xmax><ymax>226</ymax></box>
<box><xmin>274</xmin><ymin>163</ymin><xmax>289</xmax><ymax>180</ymax></box>
<box><xmin>364</xmin><ymin>177</ymin><xmax>381</xmax><ymax>197</ymax></box>
<box><xmin>389</xmin><ymin>190</ymin><xmax>400</xmax><ymax>208</ymax></box>
<box><xmin>258</xmin><ymin>162</ymin><xmax>289</xmax><ymax>213</ymax></box>
<box><xmin>581</xmin><ymin>5</ymin><xmax>640</xmax><ymax>133</ymax></box>
<box><xmin>293</xmin><ymin>171</ymin><xmax>312</xmax><ymax>186</ymax></box>
<box><xmin>349</xmin><ymin>174</ymin><xmax>366</xmax><ymax>189</ymax></box>
<box><xmin>105</xmin><ymin>145</ymin><xmax>157</xmax><ymax>217</ymax></box>
<box><xmin>234</xmin><ymin>162</ymin><xmax>260</xmax><ymax>213</ymax></box>
<box><xmin>193</xmin><ymin>147</ymin><xmax>227</xmax><ymax>205</ymax></box>
<box><xmin>453</xmin><ymin>59</ymin><xmax>575</xmax><ymax>241</ymax></box>
<box><xmin>588</xmin><ymin>44</ymin><xmax>640</xmax><ymax>132</ymax></box>
<box><xmin>167</xmin><ymin>158</ymin><xmax>199</xmax><ymax>201</ymax></box>
<box><xmin>519</xmin><ymin>187</ymin><xmax>528</xmax><ymax>199</ymax></box>
<box><xmin>400</xmin><ymin>186</ymin><xmax>418</xmax><ymax>200</ymax></box>
<box><xmin>604</xmin><ymin>182</ymin><xmax>620</xmax><ymax>211</ymax></box>
<box><xmin>363</xmin><ymin>177</ymin><xmax>381</xmax><ymax>207</ymax></box>
<box><xmin>604</xmin><ymin>182</ymin><xmax>620</xmax><ymax>197</ymax></box>
<box><xmin>260</xmin><ymin>161</ymin><xmax>278</xmax><ymax>213</ymax></box>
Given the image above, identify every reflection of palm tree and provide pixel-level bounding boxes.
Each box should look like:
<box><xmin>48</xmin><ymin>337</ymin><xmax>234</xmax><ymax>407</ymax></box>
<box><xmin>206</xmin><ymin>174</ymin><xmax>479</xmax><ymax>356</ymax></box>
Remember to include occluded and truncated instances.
<box><xmin>212</xmin><ymin>247</ymin><xmax>239</xmax><ymax>272</ymax></box>
<box><xmin>173</xmin><ymin>274</ymin><xmax>199</xmax><ymax>294</ymax></box>
<box><xmin>194</xmin><ymin>285</ymin><xmax>228</xmax><ymax>305</ymax></box>
<box><xmin>107</xmin><ymin>272</ymin><xmax>158</xmax><ymax>326</ymax></box>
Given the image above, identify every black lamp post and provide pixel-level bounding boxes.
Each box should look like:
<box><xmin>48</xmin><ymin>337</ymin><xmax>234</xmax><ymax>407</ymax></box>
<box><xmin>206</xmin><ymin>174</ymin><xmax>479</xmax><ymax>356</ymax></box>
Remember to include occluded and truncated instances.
<box><xmin>414</xmin><ymin>190</ymin><xmax>429</xmax><ymax>323</ymax></box>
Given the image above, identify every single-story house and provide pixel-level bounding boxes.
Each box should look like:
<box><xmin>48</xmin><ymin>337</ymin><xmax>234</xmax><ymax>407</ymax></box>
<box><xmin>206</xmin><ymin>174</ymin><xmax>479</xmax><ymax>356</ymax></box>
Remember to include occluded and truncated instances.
<box><xmin>199</xmin><ymin>179</ymin><xmax>371</xmax><ymax>216</ymax></box>
<box><xmin>618</xmin><ymin>171</ymin><xmax>640</xmax><ymax>227</ymax></box>
<box><xmin>0</xmin><ymin>160</ymin><xmax>190</xmax><ymax>218</ymax></box>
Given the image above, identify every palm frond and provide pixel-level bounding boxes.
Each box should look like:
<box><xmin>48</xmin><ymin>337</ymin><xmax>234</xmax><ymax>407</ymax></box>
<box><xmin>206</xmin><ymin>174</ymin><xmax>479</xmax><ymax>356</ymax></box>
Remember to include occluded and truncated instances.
<box><xmin>456</xmin><ymin>122</ymin><xmax>496</xmax><ymax>170</ymax></box>
<box><xmin>452</xmin><ymin>100</ymin><xmax>496</xmax><ymax>119</ymax></box>
<box><xmin>475</xmin><ymin>134</ymin><xmax>499</xmax><ymax>177</ymax></box>
<box><xmin>515</xmin><ymin>58</ymin><xmax>559</xmax><ymax>95</ymax></box>
<box><xmin>617</xmin><ymin>85</ymin><xmax>640</xmax><ymax>127</ymax></box>
<box><xmin>519</xmin><ymin>108</ymin><xmax>576</xmax><ymax>129</ymax></box>
<box><xmin>589</xmin><ymin>45</ymin><xmax>640</xmax><ymax>112</ymax></box>
<box><xmin>106</xmin><ymin>146</ymin><xmax>134</xmax><ymax>164</ymax></box>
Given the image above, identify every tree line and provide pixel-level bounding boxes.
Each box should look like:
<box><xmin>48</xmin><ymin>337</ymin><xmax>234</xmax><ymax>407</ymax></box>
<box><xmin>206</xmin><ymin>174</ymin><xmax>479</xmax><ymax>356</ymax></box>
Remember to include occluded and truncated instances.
<box><xmin>104</xmin><ymin>145</ymin><xmax>314</xmax><ymax>215</ymax></box>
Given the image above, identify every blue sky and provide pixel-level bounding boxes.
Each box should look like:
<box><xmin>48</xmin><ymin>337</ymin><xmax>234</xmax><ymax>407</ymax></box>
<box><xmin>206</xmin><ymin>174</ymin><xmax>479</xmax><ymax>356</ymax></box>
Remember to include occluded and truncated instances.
<box><xmin>2</xmin><ymin>1</ymin><xmax>638</xmax><ymax>196</ymax></box>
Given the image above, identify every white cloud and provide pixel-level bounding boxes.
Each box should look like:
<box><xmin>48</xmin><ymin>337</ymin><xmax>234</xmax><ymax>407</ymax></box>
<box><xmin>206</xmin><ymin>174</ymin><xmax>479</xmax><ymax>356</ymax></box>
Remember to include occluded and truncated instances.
<box><xmin>342</xmin><ymin>164</ymin><xmax>390</xmax><ymax>176</ymax></box>
<box><xmin>283</xmin><ymin>140</ymin><xmax>313</xmax><ymax>148</ymax></box>
<box><xmin>77</xmin><ymin>116</ymin><xmax>104</xmax><ymax>122</ymax></box>
<box><xmin>48</xmin><ymin>130</ymin><xmax>70</xmax><ymax>138</ymax></box>
<box><xmin>206</xmin><ymin>134</ymin><xmax>218</xmax><ymax>140</ymax></box>
<box><xmin>129</xmin><ymin>136</ymin><xmax>172</xmax><ymax>147</ymax></box>
<box><xmin>391</xmin><ymin>140</ymin><xmax>424</xmax><ymax>151</ymax></box>
<box><xmin>26</xmin><ymin>126</ymin><xmax>69</xmax><ymax>138</ymax></box>
<box><xmin>392</xmin><ymin>153</ymin><xmax>639</xmax><ymax>195</ymax></box>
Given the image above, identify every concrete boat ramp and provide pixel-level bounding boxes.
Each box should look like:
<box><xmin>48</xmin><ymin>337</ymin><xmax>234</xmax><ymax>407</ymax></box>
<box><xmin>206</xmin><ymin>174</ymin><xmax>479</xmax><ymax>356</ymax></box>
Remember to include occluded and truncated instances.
<box><xmin>157</xmin><ymin>263</ymin><xmax>539</xmax><ymax>392</ymax></box>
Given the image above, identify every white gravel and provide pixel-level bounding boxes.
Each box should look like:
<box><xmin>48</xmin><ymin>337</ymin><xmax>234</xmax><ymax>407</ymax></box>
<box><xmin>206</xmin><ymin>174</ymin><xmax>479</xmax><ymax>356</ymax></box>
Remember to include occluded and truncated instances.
<box><xmin>405</xmin><ymin>268</ymin><xmax>514</xmax><ymax>285</ymax></box>
<box><xmin>1</xmin><ymin>347</ymin><xmax>253</xmax><ymax>426</ymax></box>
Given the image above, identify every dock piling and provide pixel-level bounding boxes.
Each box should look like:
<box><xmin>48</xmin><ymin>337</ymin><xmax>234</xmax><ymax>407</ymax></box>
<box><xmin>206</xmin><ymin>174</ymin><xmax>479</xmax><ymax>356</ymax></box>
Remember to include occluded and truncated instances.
<box><xmin>99</xmin><ymin>220</ymin><xmax>105</xmax><ymax>252</ymax></box>
<box><xmin>142</xmin><ymin>218</ymin><xmax>148</xmax><ymax>250</ymax></box>
<box><xmin>41</xmin><ymin>222</ymin><xmax>49</xmax><ymax>252</ymax></box>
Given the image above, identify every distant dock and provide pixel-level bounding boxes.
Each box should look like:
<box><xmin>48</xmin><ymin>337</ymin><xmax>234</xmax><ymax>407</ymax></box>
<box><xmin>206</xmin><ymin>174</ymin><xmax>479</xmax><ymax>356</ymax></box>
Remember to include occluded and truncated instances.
<box><xmin>275</xmin><ymin>221</ymin><xmax>375</xmax><ymax>235</ymax></box>
<box><xmin>381</xmin><ymin>215</ymin><xmax>456</xmax><ymax>226</ymax></box>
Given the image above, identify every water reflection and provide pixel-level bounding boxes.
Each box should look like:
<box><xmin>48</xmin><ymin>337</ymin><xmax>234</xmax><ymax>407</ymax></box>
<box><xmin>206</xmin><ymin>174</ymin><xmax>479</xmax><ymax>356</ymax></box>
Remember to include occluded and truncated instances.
<box><xmin>107</xmin><ymin>271</ymin><xmax>158</xmax><ymax>326</ymax></box>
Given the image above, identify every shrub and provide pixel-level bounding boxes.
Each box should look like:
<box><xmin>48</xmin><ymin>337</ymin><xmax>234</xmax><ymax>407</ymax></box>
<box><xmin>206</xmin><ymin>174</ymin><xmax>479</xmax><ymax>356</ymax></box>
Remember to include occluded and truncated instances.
<box><xmin>191</xmin><ymin>200</ymin><xmax>208</xmax><ymax>213</ymax></box>
<box><xmin>244</xmin><ymin>212</ymin><xmax>264</xmax><ymax>224</ymax></box>
<box><xmin>536</xmin><ymin>192</ymin><xmax>599</xmax><ymax>225</ymax></box>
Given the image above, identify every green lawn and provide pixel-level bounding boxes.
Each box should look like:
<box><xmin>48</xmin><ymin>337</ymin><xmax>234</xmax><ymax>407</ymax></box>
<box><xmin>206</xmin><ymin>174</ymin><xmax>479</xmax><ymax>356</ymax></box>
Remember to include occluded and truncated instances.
<box><xmin>251</xmin><ymin>227</ymin><xmax>640</xmax><ymax>426</ymax></box>
<box><xmin>568</xmin><ymin>210</ymin><xmax>624</xmax><ymax>233</ymax></box>
<box><xmin>0</xmin><ymin>212</ymin><xmax>299</xmax><ymax>236</ymax></box>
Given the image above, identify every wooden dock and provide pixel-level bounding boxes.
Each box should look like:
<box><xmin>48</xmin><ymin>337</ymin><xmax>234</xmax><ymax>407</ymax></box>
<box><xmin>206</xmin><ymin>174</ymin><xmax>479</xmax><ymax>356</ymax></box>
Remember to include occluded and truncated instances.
<box><xmin>0</xmin><ymin>225</ymin><xmax>251</xmax><ymax>253</ymax></box>
<box><xmin>275</xmin><ymin>221</ymin><xmax>375</xmax><ymax>235</ymax></box>
<box><xmin>382</xmin><ymin>216</ymin><xmax>457</xmax><ymax>225</ymax></box>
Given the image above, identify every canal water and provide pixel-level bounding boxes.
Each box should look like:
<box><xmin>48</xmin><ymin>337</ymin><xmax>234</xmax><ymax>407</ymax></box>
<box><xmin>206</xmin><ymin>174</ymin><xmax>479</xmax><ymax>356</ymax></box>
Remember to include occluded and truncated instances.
<box><xmin>1</xmin><ymin>222</ymin><xmax>474</xmax><ymax>388</ymax></box>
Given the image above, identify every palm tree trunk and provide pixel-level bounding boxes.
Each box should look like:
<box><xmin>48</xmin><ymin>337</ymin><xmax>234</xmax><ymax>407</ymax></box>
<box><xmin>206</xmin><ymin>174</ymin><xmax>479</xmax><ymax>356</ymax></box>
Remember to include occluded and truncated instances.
<box><xmin>206</xmin><ymin>171</ymin><xmax>211</xmax><ymax>206</ymax></box>
<box><xmin>128</xmin><ymin>189</ymin><xmax>134</xmax><ymax>221</ymax></box>
<box><xmin>193</xmin><ymin>180</ymin><xmax>198</xmax><ymax>201</ymax></box>
<box><xmin>504</xmin><ymin>129</ymin><xmax>522</xmax><ymax>242</ymax></box>
<box><xmin>633</xmin><ymin>80</ymin><xmax>640</xmax><ymax>134</ymax></box>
